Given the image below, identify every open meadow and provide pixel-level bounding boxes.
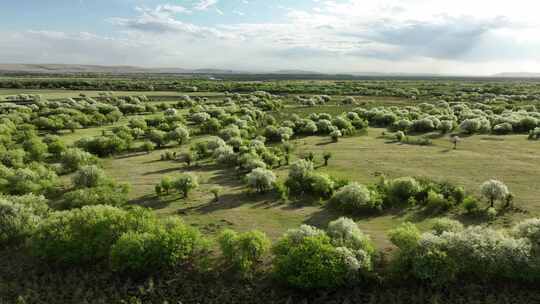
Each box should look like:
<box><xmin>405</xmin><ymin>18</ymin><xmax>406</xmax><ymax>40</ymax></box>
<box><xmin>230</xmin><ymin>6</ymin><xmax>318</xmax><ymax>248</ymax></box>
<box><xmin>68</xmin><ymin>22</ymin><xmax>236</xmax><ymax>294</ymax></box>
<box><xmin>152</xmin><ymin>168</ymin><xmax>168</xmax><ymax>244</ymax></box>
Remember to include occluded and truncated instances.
<box><xmin>2</xmin><ymin>79</ymin><xmax>540</xmax><ymax>303</ymax></box>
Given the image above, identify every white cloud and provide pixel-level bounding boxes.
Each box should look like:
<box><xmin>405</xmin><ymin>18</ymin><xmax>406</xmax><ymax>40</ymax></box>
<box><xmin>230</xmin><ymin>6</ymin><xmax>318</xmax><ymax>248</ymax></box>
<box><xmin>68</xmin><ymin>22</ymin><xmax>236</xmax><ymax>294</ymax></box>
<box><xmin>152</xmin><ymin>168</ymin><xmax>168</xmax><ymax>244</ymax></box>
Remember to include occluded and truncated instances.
<box><xmin>4</xmin><ymin>0</ymin><xmax>540</xmax><ymax>74</ymax></box>
<box><xmin>194</xmin><ymin>0</ymin><xmax>218</xmax><ymax>11</ymax></box>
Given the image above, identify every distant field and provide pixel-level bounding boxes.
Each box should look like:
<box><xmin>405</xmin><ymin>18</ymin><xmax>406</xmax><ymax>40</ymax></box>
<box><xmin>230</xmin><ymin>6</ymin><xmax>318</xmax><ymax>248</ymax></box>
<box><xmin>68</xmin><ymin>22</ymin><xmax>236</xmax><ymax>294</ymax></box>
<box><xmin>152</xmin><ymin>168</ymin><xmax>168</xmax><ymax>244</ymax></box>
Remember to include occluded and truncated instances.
<box><xmin>0</xmin><ymin>89</ymin><xmax>223</xmax><ymax>100</ymax></box>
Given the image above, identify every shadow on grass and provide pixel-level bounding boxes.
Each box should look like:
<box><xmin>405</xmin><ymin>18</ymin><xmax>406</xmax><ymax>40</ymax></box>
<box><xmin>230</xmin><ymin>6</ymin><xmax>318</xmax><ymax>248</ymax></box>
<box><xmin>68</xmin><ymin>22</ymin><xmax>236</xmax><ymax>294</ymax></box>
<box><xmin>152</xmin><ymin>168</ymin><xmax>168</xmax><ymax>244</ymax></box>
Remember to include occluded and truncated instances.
<box><xmin>480</xmin><ymin>137</ymin><xmax>506</xmax><ymax>141</ymax></box>
<box><xmin>114</xmin><ymin>152</ymin><xmax>149</xmax><ymax>160</ymax></box>
<box><xmin>142</xmin><ymin>166</ymin><xmax>184</xmax><ymax>176</ymax></box>
<box><xmin>177</xmin><ymin>191</ymin><xmax>280</xmax><ymax>215</ymax></box>
<box><xmin>129</xmin><ymin>194</ymin><xmax>178</xmax><ymax>210</ymax></box>
<box><xmin>303</xmin><ymin>207</ymin><xmax>342</xmax><ymax>228</ymax></box>
<box><xmin>315</xmin><ymin>140</ymin><xmax>335</xmax><ymax>146</ymax></box>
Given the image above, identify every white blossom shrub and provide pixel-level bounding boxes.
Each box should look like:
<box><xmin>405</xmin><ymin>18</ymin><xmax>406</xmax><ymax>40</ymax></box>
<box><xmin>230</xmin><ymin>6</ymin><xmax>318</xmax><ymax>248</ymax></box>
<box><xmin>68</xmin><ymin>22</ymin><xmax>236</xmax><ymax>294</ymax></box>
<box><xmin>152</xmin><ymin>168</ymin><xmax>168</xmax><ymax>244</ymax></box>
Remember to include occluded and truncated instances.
<box><xmin>480</xmin><ymin>179</ymin><xmax>509</xmax><ymax>207</ymax></box>
<box><xmin>246</xmin><ymin>168</ymin><xmax>276</xmax><ymax>193</ymax></box>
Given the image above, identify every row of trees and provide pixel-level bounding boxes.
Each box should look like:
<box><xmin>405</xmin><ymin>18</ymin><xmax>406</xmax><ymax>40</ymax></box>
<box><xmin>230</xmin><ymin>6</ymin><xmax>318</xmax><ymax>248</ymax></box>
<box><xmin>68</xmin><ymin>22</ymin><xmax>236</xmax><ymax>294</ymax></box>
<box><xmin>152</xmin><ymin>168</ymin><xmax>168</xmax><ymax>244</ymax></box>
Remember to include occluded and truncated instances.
<box><xmin>2</xmin><ymin>201</ymin><xmax>539</xmax><ymax>289</ymax></box>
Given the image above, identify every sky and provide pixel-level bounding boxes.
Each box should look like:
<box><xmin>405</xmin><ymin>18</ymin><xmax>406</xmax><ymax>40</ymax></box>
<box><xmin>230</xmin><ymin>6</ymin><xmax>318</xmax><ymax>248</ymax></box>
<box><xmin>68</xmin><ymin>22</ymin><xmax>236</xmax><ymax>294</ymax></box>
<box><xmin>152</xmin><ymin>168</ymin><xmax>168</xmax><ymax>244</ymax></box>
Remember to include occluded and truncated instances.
<box><xmin>1</xmin><ymin>0</ymin><xmax>539</xmax><ymax>75</ymax></box>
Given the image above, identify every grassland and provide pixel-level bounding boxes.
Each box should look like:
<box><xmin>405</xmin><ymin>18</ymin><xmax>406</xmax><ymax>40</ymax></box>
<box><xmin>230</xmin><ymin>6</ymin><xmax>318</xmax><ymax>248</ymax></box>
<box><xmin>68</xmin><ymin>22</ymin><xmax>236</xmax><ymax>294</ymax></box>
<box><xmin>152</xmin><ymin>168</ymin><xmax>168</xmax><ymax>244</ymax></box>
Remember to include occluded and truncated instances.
<box><xmin>96</xmin><ymin>124</ymin><xmax>539</xmax><ymax>249</ymax></box>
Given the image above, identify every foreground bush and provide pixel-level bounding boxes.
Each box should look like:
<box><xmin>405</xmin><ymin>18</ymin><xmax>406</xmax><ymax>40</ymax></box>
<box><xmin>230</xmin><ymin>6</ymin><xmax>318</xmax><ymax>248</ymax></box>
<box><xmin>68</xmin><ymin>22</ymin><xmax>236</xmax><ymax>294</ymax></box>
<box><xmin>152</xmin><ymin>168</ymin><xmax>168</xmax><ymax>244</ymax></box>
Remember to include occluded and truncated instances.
<box><xmin>0</xmin><ymin>199</ymin><xmax>43</xmax><ymax>246</ymax></box>
<box><xmin>110</xmin><ymin>218</ymin><xmax>208</xmax><ymax>274</ymax></box>
<box><xmin>30</xmin><ymin>205</ymin><xmax>157</xmax><ymax>265</ymax></box>
<box><xmin>388</xmin><ymin>218</ymin><xmax>540</xmax><ymax>285</ymax></box>
<box><xmin>61</xmin><ymin>185</ymin><xmax>130</xmax><ymax>209</ymax></box>
<box><xmin>273</xmin><ymin>218</ymin><xmax>374</xmax><ymax>289</ymax></box>
<box><xmin>218</xmin><ymin>229</ymin><xmax>271</xmax><ymax>275</ymax></box>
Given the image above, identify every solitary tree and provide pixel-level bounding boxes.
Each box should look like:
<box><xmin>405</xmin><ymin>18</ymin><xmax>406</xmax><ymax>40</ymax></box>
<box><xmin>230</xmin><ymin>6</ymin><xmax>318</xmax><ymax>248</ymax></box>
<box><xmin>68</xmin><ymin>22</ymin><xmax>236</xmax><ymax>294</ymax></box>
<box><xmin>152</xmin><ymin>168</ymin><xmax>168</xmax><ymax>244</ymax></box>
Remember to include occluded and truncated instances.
<box><xmin>323</xmin><ymin>151</ymin><xmax>332</xmax><ymax>166</ymax></box>
<box><xmin>72</xmin><ymin>165</ymin><xmax>108</xmax><ymax>188</ymax></box>
<box><xmin>246</xmin><ymin>168</ymin><xmax>276</xmax><ymax>194</ymax></box>
<box><xmin>210</xmin><ymin>186</ymin><xmax>221</xmax><ymax>202</ymax></box>
<box><xmin>173</xmin><ymin>174</ymin><xmax>199</xmax><ymax>198</ymax></box>
<box><xmin>160</xmin><ymin>176</ymin><xmax>173</xmax><ymax>195</ymax></box>
<box><xmin>450</xmin><ymin>135</ymin><xmax>460</xmax><ymax>150</ymax></box>
<box><xmin>330</xmin><ymin>130</ymin><xmax>342</xmax><ymax>142</ymax></box>
<box><xmin>480</xmin><ymin>179</ymin><xmax>509</xmax><ymax>208</ymax></box>
<box><xmin>148</xmin><ymin>129</ymin><xmax>169</xmax><ymax>148</ymax></box>
<box><xmin>167</xmin><ymin>126</ymin><xmax>190</xmax><ymax>146</ymax></box>
<box><xmin>181</xmin><ymin>151</ymin><xmax>195</xmax><ymax>167</ymax></box>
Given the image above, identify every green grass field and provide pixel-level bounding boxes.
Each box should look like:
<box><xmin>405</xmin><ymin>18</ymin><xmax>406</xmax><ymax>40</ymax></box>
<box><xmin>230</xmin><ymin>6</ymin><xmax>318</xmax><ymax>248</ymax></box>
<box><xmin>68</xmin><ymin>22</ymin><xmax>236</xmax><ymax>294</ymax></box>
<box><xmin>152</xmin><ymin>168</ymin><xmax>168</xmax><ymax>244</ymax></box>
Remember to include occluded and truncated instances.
<box><xmin>95</xmin><ymin>126</ymin><xmax>539</xmax><ymax>249</ymax></box>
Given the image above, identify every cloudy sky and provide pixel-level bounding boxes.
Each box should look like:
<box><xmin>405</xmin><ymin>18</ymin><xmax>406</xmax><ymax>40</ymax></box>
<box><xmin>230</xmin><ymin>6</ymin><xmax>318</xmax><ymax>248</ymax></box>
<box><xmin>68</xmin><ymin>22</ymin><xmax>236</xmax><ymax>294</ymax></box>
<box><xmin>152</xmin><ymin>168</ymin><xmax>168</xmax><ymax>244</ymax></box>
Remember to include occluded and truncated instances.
<box><xmin>1</xmin><ymin>0</ymin><xmax>539</xmax><ymax>75</ymax></box>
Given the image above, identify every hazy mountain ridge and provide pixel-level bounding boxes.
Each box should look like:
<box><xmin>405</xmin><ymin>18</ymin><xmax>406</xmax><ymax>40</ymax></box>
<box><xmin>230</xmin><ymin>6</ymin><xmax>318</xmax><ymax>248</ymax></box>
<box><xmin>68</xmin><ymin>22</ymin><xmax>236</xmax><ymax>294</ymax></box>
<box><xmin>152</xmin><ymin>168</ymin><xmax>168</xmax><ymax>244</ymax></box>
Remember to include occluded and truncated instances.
<box><xmin>1</xmin><ymin>64</ymin><xmax>539</xmax><ymax>78</ymax></box>
<box><xmin>492</xmin><ymin>72</ymin><xmax>540</xmax><ymax>78</ymax></box>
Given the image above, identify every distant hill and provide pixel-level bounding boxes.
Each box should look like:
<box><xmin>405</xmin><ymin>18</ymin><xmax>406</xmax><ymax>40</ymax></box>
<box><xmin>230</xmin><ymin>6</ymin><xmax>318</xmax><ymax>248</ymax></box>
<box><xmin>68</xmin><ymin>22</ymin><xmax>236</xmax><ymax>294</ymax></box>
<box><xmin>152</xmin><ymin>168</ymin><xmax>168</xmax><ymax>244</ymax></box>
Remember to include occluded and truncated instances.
<box><xmin>0</xmin><ymin>64</ymin><xmax>255</xmax><ymax>75</ymax></box>
<box><xmin>492</xmin><ymin>72</ymin><xmax>540</xmax><ymax>78</ymax></box>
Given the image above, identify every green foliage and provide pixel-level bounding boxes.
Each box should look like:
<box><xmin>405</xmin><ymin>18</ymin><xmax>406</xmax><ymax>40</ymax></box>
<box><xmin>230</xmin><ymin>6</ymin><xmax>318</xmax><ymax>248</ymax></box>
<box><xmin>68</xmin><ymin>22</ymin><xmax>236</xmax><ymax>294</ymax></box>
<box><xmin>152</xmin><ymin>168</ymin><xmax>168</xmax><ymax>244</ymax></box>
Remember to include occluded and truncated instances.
<box><xmin>30</xmin><ymin>206</ymin><xmax>157</xmax><ymax>265</ymax></box>
<box><xmin>172</xmin><ymin>174</ymin><xmax>199</xmax><ymax>198</ymax></box>
<box><xmin>331</xmin><ymin>182</ymin><xmax>380</xmax><ymax>212</ymax></box>
<box><xmin>246</xmin><ymin>168</ymin><xmax>276</xmax><ymax>193</ymax></box>
<box><xmin>273</xmin><ymin>234</ymin><xmax>351</xmax><ymax>289</ymax></box>
<box><xmin>425</xmin><ymin>190</ymin><xmax>452</xmax><ymax>212</ymax></box>
<box><xmin>110</xmin><ymin>218</ymin><xmax>208</xmax><ymax>274</ymax></box>
<box><xmin>430</xmin><ymin>218</ymin><xmax>464</xmax><ymax>235</ymax></box>
<box><xmin>71</xmin><ymin>165</ymin><xmax>109</xmax><ymax>188</ymax></box>
<box><xmin>61</xmin><ymin>185</ymin><xmax>129</xmax><ymax>209</ymax></box>
<box><xmin>386</xmin><ymin>177</ymin><xmax>421</xmax><ymax>206</ymax></box>
<box><xmin>218</xmin><ymin>229</ymin><xmax>271</xmax><ymax>275</ymax></box>
<box><xmin>0</xmin><ymin>199</ymin><xmax>42</xmax><ymax>246</ymax></box>
<box><xmin>61</xmin><ymin>148</ymin><xmax>97</xmax><ymax>173</ymax></box>
<box><xmin>462</xmin><ymin>196</ymin><xmax>480</xmax><ymax>214</ymax></box>
<box><xmin>388</xmin><ymin>223</ymin><xmax>421</xmax><ymax>253</ymax></box>
<box><xmin>273</xmin><ymin>221</ymin><xmax>374</xmax><ymax>289</ymax></box>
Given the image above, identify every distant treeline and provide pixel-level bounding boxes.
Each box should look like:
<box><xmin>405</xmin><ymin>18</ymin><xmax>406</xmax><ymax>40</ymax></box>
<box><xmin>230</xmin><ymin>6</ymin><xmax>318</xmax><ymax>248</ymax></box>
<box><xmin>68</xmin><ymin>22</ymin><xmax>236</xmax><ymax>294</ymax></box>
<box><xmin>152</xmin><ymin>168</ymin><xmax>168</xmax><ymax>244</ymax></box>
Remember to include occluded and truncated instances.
<box><xmin>2</xmin><ymin>75</ymin><xmax>540</xmax><ymax>99</ymax></box>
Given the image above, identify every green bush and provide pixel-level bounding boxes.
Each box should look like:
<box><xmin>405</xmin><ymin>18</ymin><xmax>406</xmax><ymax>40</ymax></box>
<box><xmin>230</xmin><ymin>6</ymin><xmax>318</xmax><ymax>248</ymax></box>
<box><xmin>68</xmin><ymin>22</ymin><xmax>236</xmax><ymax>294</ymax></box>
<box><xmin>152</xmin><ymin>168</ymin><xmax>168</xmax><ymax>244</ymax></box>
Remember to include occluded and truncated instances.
<box><xmin>218</xmin><ymin>229</ymin><xmax>271</xmax><ymax>275</ymax></box>
<box><xmin>425</xmin><ymin>190</ymin><xmax>452</xmax><ymax>212</ymax></box>
<box><xmin>462</xmin><ymin>196</ymin><xmax>480</xmax><ymax>214</ymax></box>
<box><xmin>30</xmin><ymin>205</ymin><xmax>157</xmax><ymax>265</ymax></box>
<box><xmin>331</xmin><ymin>182</ymin><xmax>381</xmax><ymax>212</ymax></box>
<box><xmin>388</xmin><ymin>223</ymin><xmax>421</xmax><ymax>253</ymax></box>
<box><xmin>273</xmin><ymin>221</ymin><xmax>374</xmax><ymax>289</ymax></box>
<box><xmin>110</xmin><ymin>218</ymin><xmax>208</xmax><ymax>274</ymax></box>
<box><xmin>71</xmin><ymin>165</ymin><xmax>109</xmax><ymax>188</ymax></box>
<box><xmin>60</xmin><ymin>148</ymin><xmax>98</xmax><ymax>173</ymax></box>
<box><xmin>61</xmin><ymin>185</ymin><xmax>129</xmax><ymax>209</ymax></box>
<box><xmin>0</xmin><ymin>199</ymin><xmax>42</xmax><ymax>246</ymax></box>
<box><xmin>327</xmin><ymin>217</ymin><xmax>375</xmax><ymax>256</ymax></box>
<box><xmin>172</xmin><ymin>174</ymin><xmax>199</xmax><ymax>198</ymax></box>
<box><xmin>411</xmin><ymin>246</ymin><xmax>458</xmax><ymax>286</ymax></box>
<box><xmin>308</xmin><ymin>173</ymin><xmax>335</xmax><ymax>199</ymax></box>
<box><xmin>273</xmin><ymin>233</ymin><xmax>351</xmax><ymax>289</ymax></box>
<box><xmin>387</xmin><ymin>177</ymin><xmax>421</xmax><ymax>205</ymax></box>
<box><xmin>430</xmin><ymin>218</ymin><xmax>464</xmax><ymax>235</ymax></box>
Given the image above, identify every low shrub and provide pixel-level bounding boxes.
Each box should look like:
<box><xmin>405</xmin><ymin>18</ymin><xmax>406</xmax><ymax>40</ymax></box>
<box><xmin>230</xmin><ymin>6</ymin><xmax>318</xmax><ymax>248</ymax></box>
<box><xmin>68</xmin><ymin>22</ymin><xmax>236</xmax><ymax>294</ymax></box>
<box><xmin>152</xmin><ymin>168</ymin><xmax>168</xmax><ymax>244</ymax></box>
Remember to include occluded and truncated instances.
<box><xmin>246</xmin><ymin>168</ymin><xmax>276</xmax><ymax>193</ymax></box>
<box><xmin>0</xmin><ymin>199</ymin><xmax>42</xmax><ymax>246</ymax></box>
<box><xmin>331</xmin><ymin>182</ymin><xmax>381</xmax><ymax>212</ymax></box>
<box><xmin>273</xmin><ymin>233</ymin><xmax>354</xmax><ymax>289</ymax></box>
<box><xmin>110</xmin><ymin>218</ymin><xmax>208</xmax><ymax>274</ymax></box>
<box><xmin>462</xmin><ymin>196</ymin><xmax>480</xmax><ymax>214</ymax></box>
<box><xmin>430</xmin><ymin>218</ymin><xmax>464</xmax><ymax>235</ymax></box>
<box><xmin>218</xmin><ymin>229</ymin><xmax>271</xmax><ymax>275</ymax></box>
<box><xmin>386</xmin><ymin>177</ymin><xmax>421</xmax><ymax>206</ymax></box>
<box><xmin>273</xmin><ymin>219</ymin><xmax>374</xmax><ymax>289</ymax></box>
<box><xmin>30</xmin><ymin>205</ymin><xmax>157</xmax><ymax>265</ymax></box>
<box><xmin>61</xmin><ymin>185</ymin><xmax>129</xmax><ymax>209</ymax></box>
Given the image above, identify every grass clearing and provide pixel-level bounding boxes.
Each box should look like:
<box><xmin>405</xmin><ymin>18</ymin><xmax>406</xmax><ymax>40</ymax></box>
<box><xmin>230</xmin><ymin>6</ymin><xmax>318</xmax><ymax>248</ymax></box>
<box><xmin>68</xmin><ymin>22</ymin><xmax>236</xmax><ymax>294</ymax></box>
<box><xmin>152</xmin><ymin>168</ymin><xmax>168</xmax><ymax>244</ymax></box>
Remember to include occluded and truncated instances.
<box><xmin>100</xmin><ymin>126</ymin><xmax>540</xmax><ymax>249</ymax></box>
